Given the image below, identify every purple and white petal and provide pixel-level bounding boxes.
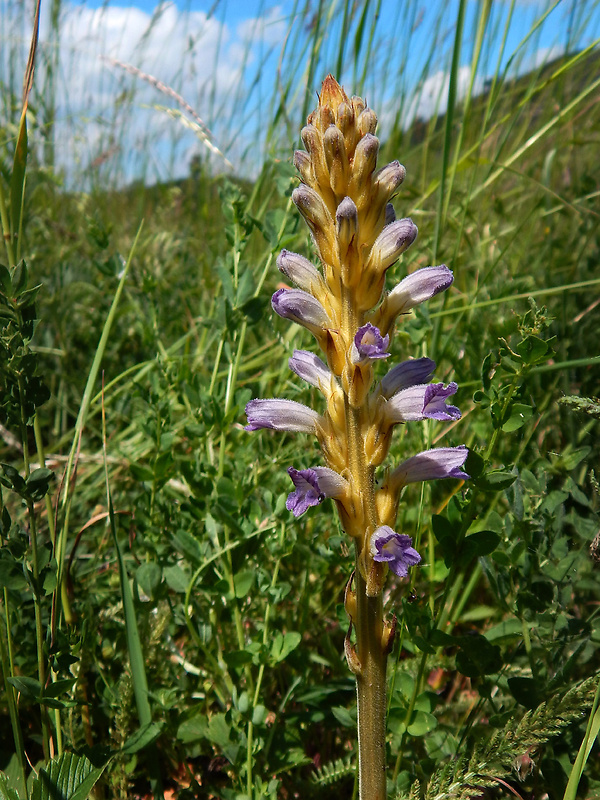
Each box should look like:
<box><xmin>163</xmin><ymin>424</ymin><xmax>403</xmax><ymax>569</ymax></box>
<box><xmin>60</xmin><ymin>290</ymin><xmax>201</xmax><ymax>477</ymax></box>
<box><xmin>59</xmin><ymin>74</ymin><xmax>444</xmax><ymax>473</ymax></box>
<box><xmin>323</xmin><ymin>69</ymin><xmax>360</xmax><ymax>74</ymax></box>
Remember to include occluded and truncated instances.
<box><xmin>289</xmin><ymin>350</ymin><xmax>334</xmax><ymax>390</ymax></box>
<box><xmin>286</xmin><ymin>466</ymin><xmax>348</xmax><ymax>517</ymax></box>
<box><xmin>245</xmin><ymin>399</ymin><xmax>320</xmax><ymax>433</ymax></box>
<box><xmin>292</xmin><ymin>185</ymin><xmax>332</xmax><ymax>230</ymax></box>
<box><xmin>370</xmin><ymin>526</ymin><xmax>421</xmax><ymax>578</ymax></box>
<box><xmin>422</xmin><ymin>383</ymin><xmax>461</xmax><ymax>420</ymax></box>
<box><xmin>386</xmin><ymin>265</ymin><xmax>453</xmax><ymax>316</ymax></box>
<box><xmin>384</xmin><ymin>382</ymin><xmax>461</xmax><ymax>423</ymax></box>
<box><xmin>277</xmin><ymin>250</ymin><xmax>326</xmax><ymax>295</ymax></box>
<box><xmin>391</xmin><ymin>446</ymin><xmax>470</xmax><ymax>486</ymax></box>
<box><xmin>367</xmin><ymin>218</ymin><xmax>418</xmax><ymax>272</ymax></box>
<box><xmin>380</xmin><ymin>357</ymin><xmax>436</xmax><ymax>399</ymax></box>
<box><xmin>373</xmin><ymin>161</ymin><xmax>406</xmax><ymax>196</ymax></box>
<box><xmin>272</xmin><ymin>288</ymin><xmax>331</xmax><ymax>330</ymax></box>
<box><xmin>351</xmin><ymin>323</ymin><xmax>390</xmax><ymax>364</ymax></box>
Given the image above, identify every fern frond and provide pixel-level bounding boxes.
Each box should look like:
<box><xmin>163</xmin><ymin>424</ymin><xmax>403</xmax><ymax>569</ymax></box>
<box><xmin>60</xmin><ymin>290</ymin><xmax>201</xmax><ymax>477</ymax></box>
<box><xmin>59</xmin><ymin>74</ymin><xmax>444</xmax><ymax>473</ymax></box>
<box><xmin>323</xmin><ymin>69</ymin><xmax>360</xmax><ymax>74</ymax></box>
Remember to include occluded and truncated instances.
<box><xmin>311</xmin><ymin>755</ymin><xmax>355</xmax><ymax>786</ymax></box>
<box><xmin>425</xmin><ymin>675</ymin><xmax>599</xmax><ymax>800</ymax></box>
<box><xmin>395</xmin><ymin>777</ymin><xmax>421</xmax><ymax>800</ymax></box>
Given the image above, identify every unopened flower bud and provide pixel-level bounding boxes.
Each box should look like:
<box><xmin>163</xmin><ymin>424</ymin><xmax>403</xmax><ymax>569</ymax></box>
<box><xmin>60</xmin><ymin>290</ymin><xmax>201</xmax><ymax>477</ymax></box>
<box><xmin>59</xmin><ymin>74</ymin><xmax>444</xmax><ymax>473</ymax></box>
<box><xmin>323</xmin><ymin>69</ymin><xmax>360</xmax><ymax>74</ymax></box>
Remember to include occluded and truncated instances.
<box><xmin>336</xmin><ymin>196</ymin><xmax>358</xmax><ymax>242</ymax></box>
<box><xmin>323</xmin><ymin>125</ymin><xmax>349</xmax><ymax>194</ymax></box>
<box><xmin>385</xmin><ymin>203</ymin><xmax>396</xmax><ymax>226</ymax></box>
<box><xmin>301</xmin><ymin>124</ymin><xmax>329</xmax><ymax>188</ymax></box>
<box><xmin>336</xmin><ymin>101</ymin><xmax>354</xmax><ymax>135</ymax></box>
<box><xmin>367</xmin><ymin>218</ymin><xmax>418</xmax><ymax>273</ymax></box>
<box><xmin>358</xmin><ymin>108</ymin><xmax>377</xmax><ymax>136</ymax></box>
<box><xmin>277</xmin><ymin>249</ymin><xmax>327</xmax><ymax>297</ymax></box>
<box><xmin>292</xmin><ymin>185</ymin><xmax>334</xmax><ymax>259</ymax></box>
<box><xmin>294</xmin><ymin>149</ymin><xmax>313</xmax><ymax>185</ymax></box>
<box><xmin>351</xmin><ymin>133</ymin><xmax>379</xmax><ymax>184</ymax></box>
<box><xmin>272</xmin><ymin>288</ymin><xmax>331</xmax><ymax>335</ymax></box>
<box><xmin>351</xmin><ymin>95</ymin><xmax>366</xmax><ymax>117</ymax></box>
<box><xmin>373</xmin><ymin>161</ymin><xmax>406</xmax><ymax>197</ymax></box>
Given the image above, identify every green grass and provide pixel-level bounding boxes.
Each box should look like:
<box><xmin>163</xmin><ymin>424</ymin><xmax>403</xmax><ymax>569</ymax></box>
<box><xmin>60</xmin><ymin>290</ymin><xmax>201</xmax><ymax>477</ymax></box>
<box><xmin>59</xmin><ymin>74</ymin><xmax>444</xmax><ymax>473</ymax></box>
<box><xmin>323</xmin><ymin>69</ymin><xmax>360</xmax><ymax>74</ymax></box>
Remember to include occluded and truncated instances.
<box><xmin>1</xmin><ymin>1</ymin><xmax>599</xmax><ymax>798</ymax></box>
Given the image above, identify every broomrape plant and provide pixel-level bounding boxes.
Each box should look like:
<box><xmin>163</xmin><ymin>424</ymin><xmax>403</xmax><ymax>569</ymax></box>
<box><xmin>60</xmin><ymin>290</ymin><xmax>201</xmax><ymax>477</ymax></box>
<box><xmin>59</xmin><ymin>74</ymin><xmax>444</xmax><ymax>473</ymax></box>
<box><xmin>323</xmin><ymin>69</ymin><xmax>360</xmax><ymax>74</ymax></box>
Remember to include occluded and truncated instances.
<box><xmin>245</xmin><ymin>76</ymin><xmax>469</xmax><ymax>800</ymax></box>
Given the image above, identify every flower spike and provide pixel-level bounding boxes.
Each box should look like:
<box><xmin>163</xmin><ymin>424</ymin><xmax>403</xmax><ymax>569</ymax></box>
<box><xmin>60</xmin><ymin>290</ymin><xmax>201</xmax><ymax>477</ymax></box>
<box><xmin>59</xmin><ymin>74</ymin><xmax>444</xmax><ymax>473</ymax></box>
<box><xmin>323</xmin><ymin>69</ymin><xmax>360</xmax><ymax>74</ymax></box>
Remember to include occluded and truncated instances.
<box><xmin>245</xmin><ymin>75</ymin><xmax>471</xmax><ymax>799</ymax></box>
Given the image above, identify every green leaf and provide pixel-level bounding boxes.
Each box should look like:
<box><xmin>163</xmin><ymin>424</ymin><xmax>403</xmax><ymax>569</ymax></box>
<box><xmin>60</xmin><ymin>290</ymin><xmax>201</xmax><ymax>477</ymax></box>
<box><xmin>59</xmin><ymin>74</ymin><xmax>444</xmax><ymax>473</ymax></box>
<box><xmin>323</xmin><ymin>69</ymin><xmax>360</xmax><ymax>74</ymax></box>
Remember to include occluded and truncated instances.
<box><xmin>16</xmin><ymin>283</ymin><xmax>42</xmax><ymax>308</ymax></box>
<box><xmin>0</xmin><ymin>264</ymin><xmax>12</xmax><ymax>295</ymax></box>
<box><xmin>516</xmin><ymin>334</ymin><xmax>549</xmax><ymax>365</ymax></box>
<box><xmin>206</xmin><ymin>713</ymin><xmax>232</xmax><ymax>749</ymax></box>
<box><xmin>233</xmin><ymin>569</ymin><xmax>255</xmax><ymax>599</ymax></box>
<box><xmin>0</xmin><ymin>772</ymin><xmax>21</xmax><ymax>800</ymax></box>
<box><xmin>11</xmin><ymin>261</ymin><xmax>28</xmax><ymax>295</ymax></box>
<box><xmin>10</xmin><ymin>111</ymin><xmax>28</xmax><ymax>250</ymax></box>
<box><xmin>177</xmin><ymin>714</ymin><xmax>209</xmax><ymax>743</ymax></box>
<box><xmin>7</xmin><ymin>676</ymin><xmax>41</xmax><ymax>699</ymax></box>
<box><xmin>108</xmin><ymin>497</ymin><xmax>152</xmax><ymax>730</ymax></box>
<box><xmin>561</xmin><ymin>446</ymin><xmax>591</xmax><ymax>471</ymax></box>
<box><xmin>252</xmin><ymin>704</ymin><xmax>267</xmax><ymax>726</ymax></box>
<box><xmin>0</xmin><ymin>554</ymin><xmax>28</xmax><ymax>591</ymax></box>
<box><xmin>136</xmin><ymin>563</ymin><xmax>162</xmax><ymax>598</ymax></box>
<box><xmin>26</xmin><ymin>468</ymin><xmax>54</xmax><ymax>501</ymax></box>
<box><xmin>407</xmin><ymin>710</ymin><xmax>438</xmax><ymax>736</ymax></box>
<box><xmin>43</xmin><ymin>678</ymin><xmax>76</xmax><ymax>699</ymax></box>
<box><xmin>270</xmin><ymin>631</ymin><xmax>302</xmax><ymax>663</ymax></box>
<box><xmin>223</xmin><ymin>649</ymin><xmax>253</xmax><ymax>669</ymax></box>
<box><xmin>476</xmin><ymin>470</ymin><xmax>517</xmax><ymax>492</ymax></box>
<box><xmin>459</xmin><ymin>531</ymin><xmax>501</xmax><ymax>564</ymax></box>
<box><xmin>502</xmin><ymin>403</ymin><xmax>533</xmax><ymax>432</ymax></box>
<box><xmin>121</xmin><ymin>722</ymin><xmax>162</xmax><ymax>754</ymax></box>
<box><xmin>30</xmin><ymin>753</ymin><xmax>106</xmax><ymax>800</ymax></box>
<box><xmin>163</xmin><ymin>565</ymin><xmax>190</xmax><ymax>593</ymax></box>
<box><xmin>508</xmin><ymin>677</ymin><xmax>544</xmax><ymax>709</ymax></box>
<box><xmin>331</xmin><ymin>705</ymin><xmax>356</xmax><ymax>728</ymax></box>
<box><xmin>456</xmin><ymin>634</ymin><xmax>502</xmax><ymax>677</ymax></box>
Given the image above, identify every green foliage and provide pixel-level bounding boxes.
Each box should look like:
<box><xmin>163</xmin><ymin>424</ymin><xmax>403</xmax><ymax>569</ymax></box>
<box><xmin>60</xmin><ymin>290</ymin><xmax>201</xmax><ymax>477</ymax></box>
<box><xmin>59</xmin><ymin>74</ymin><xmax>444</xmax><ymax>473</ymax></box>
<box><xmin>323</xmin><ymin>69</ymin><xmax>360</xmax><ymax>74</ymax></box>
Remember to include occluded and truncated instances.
<box><xmin>1</xmin><ymin>2</ymin><xmax>600</xmax><ymax>799</ymax></box>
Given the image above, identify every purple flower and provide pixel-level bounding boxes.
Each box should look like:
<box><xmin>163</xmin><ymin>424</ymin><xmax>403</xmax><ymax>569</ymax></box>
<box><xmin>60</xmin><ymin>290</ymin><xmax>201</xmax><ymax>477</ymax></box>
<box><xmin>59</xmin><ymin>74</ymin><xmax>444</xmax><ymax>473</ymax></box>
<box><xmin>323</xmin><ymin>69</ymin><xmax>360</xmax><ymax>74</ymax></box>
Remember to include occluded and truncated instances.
<box><xmin>288</xmin><ymin>350</ymin><xmax>335</xmax><ymax>391</ymax></box>
<box><xmin>271</xmin><ymin>288</ymin><xmax>331</xmax><ymax>333</ymax></box>
<box><xmin>386</xmin><ymin>265</ymin><xmax>453</xmax><ymax>316</ymax></box>
<box><xmin>380</xmin><ymin>357</ymin><xmax>436</xmax><ymax>399</ymax></box>
<box><xmin>384</xmin><ymin>382</ymin><xmax>461</xmax><ymax>423</ymax></box>
<box><xmin>370</xmin><ymin>526</ymin><xmax>421</xmax><ymax>577</ymax></box>
<box><xmin>390</xmin><ymin>446</ymin><xmax>470</xmax><ymax>488</ymax></box>
<box><xmin>277</xmin><ymin>250</ymin><xmax>326</xmax><ymax>296</ymax></box>
<box><xmin>351</xmin><ymin>323</ymin><xmax>390</xmax><ymax>363</ymax></box>
<box><xmin>245</xmin><ymin>399</ymin><xmax>320</xmax><ymax>433</ymax></box>
<box><xmin>367</xmin><ymin>219</ymin><xmax>418</xmax><ymax>272</ymax></box>
<box><xmin>292</xmin><ymin>185</ymin><xmax>332</xmax><ymax>230</ymax></box>
<box><xmin>286</xmin><ymin>466</ymin><xmax>348</xmax><ymax>517</ymax></box>
<box><xmin>373</xmin><ymin>161</ymin><xmax>406</xmax><ymax>196</ymax></box>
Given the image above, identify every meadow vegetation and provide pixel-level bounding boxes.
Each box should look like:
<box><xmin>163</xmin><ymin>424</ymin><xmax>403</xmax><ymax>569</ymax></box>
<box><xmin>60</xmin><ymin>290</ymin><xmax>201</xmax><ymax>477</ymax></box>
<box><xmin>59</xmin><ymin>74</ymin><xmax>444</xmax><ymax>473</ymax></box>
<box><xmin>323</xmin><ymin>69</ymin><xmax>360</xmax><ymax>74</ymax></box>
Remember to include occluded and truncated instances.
<box><xmin>0</xmin><ymin>1</ymin><xmax>599</xmax><ymax>798</ymax></box>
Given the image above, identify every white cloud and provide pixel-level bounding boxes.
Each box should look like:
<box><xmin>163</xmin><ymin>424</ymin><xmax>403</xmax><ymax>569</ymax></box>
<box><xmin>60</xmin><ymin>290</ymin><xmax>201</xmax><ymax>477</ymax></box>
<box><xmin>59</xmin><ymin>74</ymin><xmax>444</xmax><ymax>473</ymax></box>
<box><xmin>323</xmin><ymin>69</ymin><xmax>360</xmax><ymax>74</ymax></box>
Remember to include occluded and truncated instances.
<box><xmin>404</xmin><ymin>65</ymin><xmax>485</xmax><ymax>125</ymax></box>
<box><xmin>0</xmin><ymin>0</ymin><xmax>286</xmax><ymax>185</ymax></box>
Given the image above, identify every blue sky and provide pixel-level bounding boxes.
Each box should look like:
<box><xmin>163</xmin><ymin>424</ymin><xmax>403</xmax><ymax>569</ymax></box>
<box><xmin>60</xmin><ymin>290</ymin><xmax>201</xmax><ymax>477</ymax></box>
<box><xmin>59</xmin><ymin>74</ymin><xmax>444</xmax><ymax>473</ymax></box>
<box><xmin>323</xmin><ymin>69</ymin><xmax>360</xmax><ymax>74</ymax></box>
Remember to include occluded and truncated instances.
<box><xmin>2</xmin><ymin>0</ymin><xmax>599</xmax><ymax>185</ymax></box>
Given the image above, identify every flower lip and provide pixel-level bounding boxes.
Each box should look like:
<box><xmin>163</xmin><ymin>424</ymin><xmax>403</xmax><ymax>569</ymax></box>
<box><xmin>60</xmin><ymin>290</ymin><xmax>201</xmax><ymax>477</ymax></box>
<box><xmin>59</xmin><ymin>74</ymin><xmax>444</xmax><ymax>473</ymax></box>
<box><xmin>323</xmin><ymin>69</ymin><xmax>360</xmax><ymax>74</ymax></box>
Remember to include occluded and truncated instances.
<box><xmin>387</xmin><ymin>265</ymin><xmax>453</xmax><ymax>316</ymax></box>
<box><xmin>390</xmin><ymin>445</ymin><xmax>470</xmax><ymax>488</ymax></box>
<box><xmin>380</xmin><ymin>357</ymin><xmax>436</xmax><ymax>398</ymax></box>
<box><xmin>277</xmin><ymin>250</ymin><xmax>325</xmax><ymax>295</ymax></box>
<box><xmin>368</xmin><ymin>218</ymin><xmax>418</xmax><ymax>272</ymax></box>
<box><xmin>245</xmin><ymin>399</ymin><xmax>320</xmax><ymax>433</ymax></box>
<box><xmin>288</xmin><ymin>350</ymin><xmax>334</xmax><ymax>391</ymax></box>
<box><xmin>285</xmin><ymin>466</ymin><xmax>348</xmax><ymax>517</ymax></box>
<box><xmin>384</xmin><ymin>382</ymin><xmax>461</xmax><ymax>423</ymax></box>
<box><xmin>370</xmin><ymin>526</ymin><xmax>421</xmax><ymax>578</ymax></box>
<box><xmin>351</xmin><ymin>323</ymin><xmax>390</xmax><ymax>363</ymax></box>
<box><xmin>423</xmin><ymin>382</ymin><xmax>461</xmax><ymax>420</ymax></box>
<box><xmin>271</xmin><ymin>288</ymin><xmax>331</xmax><ymax>331</ymax></box>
